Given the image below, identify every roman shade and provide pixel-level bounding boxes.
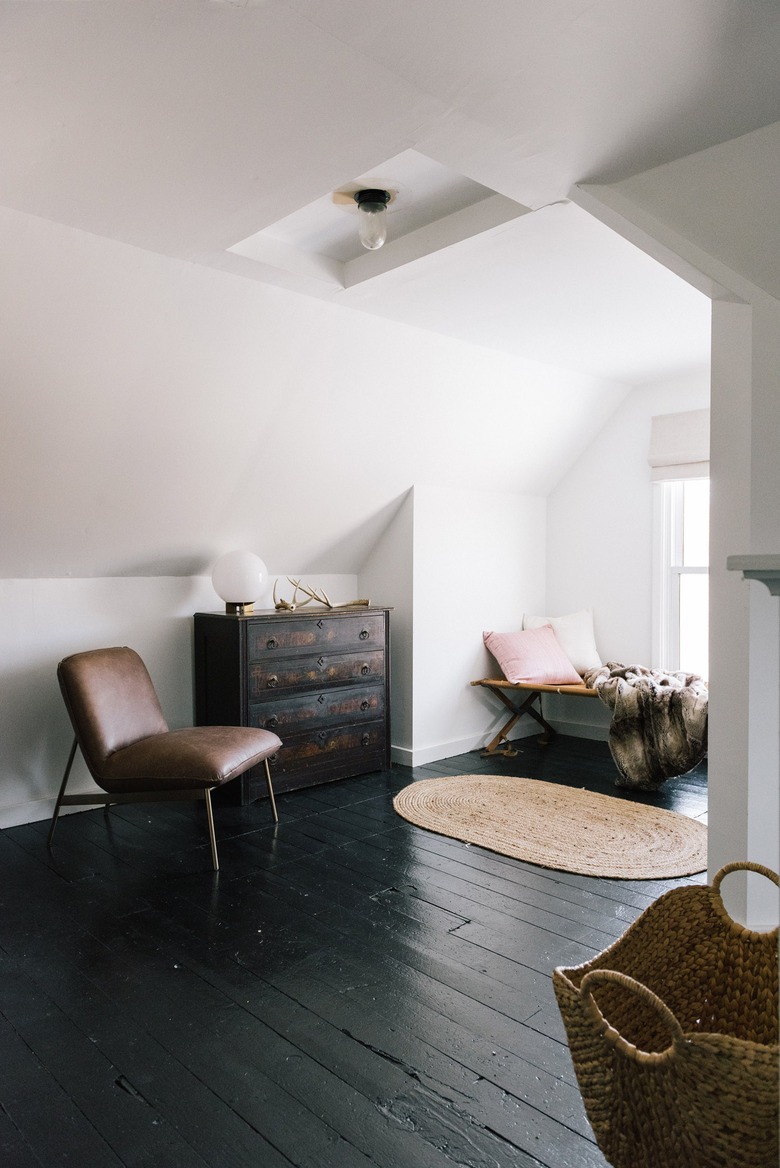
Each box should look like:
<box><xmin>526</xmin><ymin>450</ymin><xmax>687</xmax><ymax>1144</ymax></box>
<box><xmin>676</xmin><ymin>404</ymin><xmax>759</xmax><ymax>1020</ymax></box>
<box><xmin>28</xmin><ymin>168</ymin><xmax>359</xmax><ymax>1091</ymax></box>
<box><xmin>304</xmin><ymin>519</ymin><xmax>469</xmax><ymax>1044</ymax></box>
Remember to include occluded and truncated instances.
<box><xmin>648</xmin><ymin>408</ymin><xmax>710</xmax><ymax>481</ymax></box>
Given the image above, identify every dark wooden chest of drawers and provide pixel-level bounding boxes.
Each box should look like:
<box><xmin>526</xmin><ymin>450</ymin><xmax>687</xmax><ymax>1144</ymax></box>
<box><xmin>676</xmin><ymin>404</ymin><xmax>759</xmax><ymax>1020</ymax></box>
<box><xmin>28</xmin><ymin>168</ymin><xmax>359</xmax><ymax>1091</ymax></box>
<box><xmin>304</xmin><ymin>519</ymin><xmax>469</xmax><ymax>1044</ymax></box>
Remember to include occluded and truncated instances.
<box><xmin>193</xmin><ymin>607</ymin><xmax>391</xmax><ymax>803</ymax></box>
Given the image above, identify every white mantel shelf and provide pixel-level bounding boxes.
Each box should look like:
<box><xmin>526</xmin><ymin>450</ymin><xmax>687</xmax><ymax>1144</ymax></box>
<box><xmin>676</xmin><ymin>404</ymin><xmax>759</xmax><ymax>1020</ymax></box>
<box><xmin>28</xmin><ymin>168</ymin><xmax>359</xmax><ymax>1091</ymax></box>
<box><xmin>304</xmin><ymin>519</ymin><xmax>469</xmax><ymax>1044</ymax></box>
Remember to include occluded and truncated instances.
<box><xmin>727</xmin><ymin>555</ymin><xmax>780</xmax><ymax>596</ymax></box>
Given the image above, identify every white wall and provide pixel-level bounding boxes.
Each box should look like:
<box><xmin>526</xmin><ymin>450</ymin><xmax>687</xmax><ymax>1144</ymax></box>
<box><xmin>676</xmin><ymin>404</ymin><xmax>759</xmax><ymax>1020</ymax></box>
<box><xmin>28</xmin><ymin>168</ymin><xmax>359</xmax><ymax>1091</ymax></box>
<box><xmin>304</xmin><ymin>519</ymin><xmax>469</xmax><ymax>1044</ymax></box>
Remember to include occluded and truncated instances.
<box><xmin>544</xmin><ymin>369</ymin><xmax>710</xmax><ymax>737</ymax></box>
<box><xmin>358</xmin><ymin>489</ymin><xmax>414</xmax><ymax>755</ymax></box>
<box><xmin>0</xmin><ymin>203</ymin><xmax>630</xmax><ymax>828</ymax></box>
<box><xmin>709</xmin><ymin>295</ymin><xmax>780</xmax><ymax>927</ymax></box>
<box><xmin>0</xmin><ymin>204</ymin><xmax>627</xmax><ymax>580</ymax></box>
<box><xmin>577</xmin><ymin>130</ymin><xmax>780</xmax><ymax>928</ymax></box>
<box><xmin>408</xmin><ymin>484</ymin><xmax>547</xmax><ymax>765</ymax></box>
<box><xmin>0</xmin><ymin>572</ymin><xmax>356</xmax><ymax>828</ymax></box>
<box><xmin>0</xmin><ymin>478</ymin><xmax>546</xmax><ymax>824</ymax></box>
<box><xmin>359</xmin><ymin>482</ymin><xmax>550</xmax><ymax>767</ymax></box>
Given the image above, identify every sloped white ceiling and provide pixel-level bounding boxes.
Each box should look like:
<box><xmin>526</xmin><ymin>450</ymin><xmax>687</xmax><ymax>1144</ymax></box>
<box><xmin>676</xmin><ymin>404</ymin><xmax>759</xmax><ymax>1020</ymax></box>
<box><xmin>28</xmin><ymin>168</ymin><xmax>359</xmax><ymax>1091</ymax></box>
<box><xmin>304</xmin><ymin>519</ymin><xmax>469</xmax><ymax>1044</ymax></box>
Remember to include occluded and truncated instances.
<box><xmin>5</xmin><ymin>0</ymin><xmax>778</xmax><ymax>247</ymax></box>
<box><xmin>0</xmin><ymin>1</ymin><xmax>777</xmax><ymax>576</ymax></box>
<box><xmin>282</xmin><ymin>0</ymin><xmax>780</xmax><ymax>202</ymax></box>
<box><xmin>607</xmin><ymin>122</ymin><xmax>780</xmax><ymax>301</ymax></box>
<box><xmin>1</xmin><ymin>1</ymin><xmax>776</xmax><ymax>351</ymax></box>
<box><xmin>0</xmin><ymin>203</ymin><xmax>629</xmax><ymax>577</ymax></box>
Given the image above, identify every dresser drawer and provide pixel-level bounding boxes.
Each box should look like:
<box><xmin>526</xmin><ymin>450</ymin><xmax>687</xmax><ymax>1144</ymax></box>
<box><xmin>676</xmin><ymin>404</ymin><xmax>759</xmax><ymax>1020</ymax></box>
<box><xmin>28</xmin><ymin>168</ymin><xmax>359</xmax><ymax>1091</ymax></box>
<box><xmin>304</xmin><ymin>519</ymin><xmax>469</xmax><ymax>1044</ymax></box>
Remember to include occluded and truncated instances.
<box><xmin>247</xmin><ymin>613</ymin><xmax>385</xmax><ymax>658</ymax></box>
<box><xmin>249</xmin><ymin>684</ymin><xmax>384</xmax><ymax>733</ymax></box>
<box><xmin>267</xmin><ymin>722</ymin><xmax>386</xmax><ymax>777</ymax></box>
<box><xmin>249</xmin><ymin>649</ymin><xmax>384</xmax><ymax>696</ymax></box>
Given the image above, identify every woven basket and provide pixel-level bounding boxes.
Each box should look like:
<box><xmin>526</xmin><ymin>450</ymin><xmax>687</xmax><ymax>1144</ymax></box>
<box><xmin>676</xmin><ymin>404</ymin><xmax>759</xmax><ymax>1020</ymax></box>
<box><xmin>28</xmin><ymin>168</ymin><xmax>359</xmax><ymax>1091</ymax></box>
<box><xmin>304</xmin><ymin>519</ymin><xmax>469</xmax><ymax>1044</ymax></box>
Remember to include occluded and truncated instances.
<box><xmin>553</xmin><ymin>862</ymin><xmax>779</xmax><ymax>1168</ymax></box>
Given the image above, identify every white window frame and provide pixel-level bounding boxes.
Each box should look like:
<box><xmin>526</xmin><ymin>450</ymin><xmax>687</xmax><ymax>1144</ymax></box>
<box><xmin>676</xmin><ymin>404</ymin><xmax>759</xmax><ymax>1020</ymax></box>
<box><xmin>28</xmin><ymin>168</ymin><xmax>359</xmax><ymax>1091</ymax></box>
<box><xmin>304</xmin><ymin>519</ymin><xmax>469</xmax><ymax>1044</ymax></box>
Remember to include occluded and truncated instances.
<box><xmin>653</xmin><ymin>479</ymin><xmax>709</xmax><ymax>674</ymax></box>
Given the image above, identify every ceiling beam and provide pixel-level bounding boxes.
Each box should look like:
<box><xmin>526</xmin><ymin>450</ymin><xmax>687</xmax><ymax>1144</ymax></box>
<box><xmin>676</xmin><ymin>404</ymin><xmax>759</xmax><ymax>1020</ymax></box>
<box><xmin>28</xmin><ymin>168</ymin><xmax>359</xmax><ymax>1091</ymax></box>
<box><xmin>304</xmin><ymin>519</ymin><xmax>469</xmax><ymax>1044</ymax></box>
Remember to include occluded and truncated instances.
<box><xmin>343</xmin><ymin>194</ymin><xmax>530</xmax><ymax>289</ymax></box>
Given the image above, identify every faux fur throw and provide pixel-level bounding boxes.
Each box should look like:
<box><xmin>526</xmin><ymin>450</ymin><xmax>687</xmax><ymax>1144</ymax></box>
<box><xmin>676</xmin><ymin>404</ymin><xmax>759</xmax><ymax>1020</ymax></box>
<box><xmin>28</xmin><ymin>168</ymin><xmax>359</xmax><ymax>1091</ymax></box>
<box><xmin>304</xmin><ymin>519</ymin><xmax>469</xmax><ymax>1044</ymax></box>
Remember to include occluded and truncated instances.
<box><xmin>582</xmin><ymin>661</ymin><xmax>708</xmax><ymax>791</ymax></box>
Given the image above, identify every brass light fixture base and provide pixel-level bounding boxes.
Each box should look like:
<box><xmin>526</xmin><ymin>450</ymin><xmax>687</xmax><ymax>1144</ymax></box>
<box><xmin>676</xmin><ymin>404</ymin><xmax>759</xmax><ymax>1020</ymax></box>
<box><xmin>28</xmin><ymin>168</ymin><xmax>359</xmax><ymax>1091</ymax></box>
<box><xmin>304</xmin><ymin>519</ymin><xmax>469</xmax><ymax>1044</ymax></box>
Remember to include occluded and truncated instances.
<box><xmin>226</xmin><ymin>602</ymin><xmax>254</xmax><ymax>615</ymax></box>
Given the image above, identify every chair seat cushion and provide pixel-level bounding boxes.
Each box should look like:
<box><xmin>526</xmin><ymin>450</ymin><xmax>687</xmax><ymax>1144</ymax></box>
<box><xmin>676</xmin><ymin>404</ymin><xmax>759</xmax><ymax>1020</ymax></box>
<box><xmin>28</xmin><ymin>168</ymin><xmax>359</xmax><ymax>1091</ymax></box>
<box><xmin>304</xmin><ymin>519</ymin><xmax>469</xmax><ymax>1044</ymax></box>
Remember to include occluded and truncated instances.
<box><xmin>100</xmin><ymin>726</ymin><xmax>282</xmax><ymax>793</ymax></box>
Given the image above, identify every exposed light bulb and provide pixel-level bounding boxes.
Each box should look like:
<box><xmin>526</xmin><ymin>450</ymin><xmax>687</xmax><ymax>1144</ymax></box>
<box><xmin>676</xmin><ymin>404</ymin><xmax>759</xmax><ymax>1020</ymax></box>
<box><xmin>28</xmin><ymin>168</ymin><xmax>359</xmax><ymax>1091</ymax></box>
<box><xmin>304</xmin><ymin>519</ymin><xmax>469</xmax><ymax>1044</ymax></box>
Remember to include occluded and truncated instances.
<box><xmin>354</xmin><ymin>189</ymin><xmax>391</xmax><ymax>251</ymax></box>
<box><xmin>358</xmin><ymin>202</ymin><xmax>387</xmax><ymax>250</ymax></box>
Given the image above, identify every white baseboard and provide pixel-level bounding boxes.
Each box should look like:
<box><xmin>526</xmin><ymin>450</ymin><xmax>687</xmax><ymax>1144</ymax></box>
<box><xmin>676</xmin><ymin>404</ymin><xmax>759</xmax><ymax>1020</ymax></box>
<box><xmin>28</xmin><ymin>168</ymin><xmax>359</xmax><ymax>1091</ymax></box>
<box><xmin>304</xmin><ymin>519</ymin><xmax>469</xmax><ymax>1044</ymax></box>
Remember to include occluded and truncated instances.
<box><xmin>4</xmin><ymin>722</ymin><xmax>609</xmax><ymax>828</ymax></box>
<box><xmin>0</xmin><ymin>789</ymin><xmax>115</xmax><ymax>830</ymax></box>
<box><xmin>391</xmin><ymin>727</ymin><xmax>538</xmax><ymax>769</ymax></box>
<box><xmin>548</xmin><ymin>718</ymin><xmax>609</xmax><ymax>742</ymax></box>
<box><xmin>390</xmin><ymin>718</ymin><xmax>608</xmax><ymax>769</ymax></box>
<box><xmin>0</xmin><ymin>796</ymin><xmax>57</xmax><ymax>830</ymax></box>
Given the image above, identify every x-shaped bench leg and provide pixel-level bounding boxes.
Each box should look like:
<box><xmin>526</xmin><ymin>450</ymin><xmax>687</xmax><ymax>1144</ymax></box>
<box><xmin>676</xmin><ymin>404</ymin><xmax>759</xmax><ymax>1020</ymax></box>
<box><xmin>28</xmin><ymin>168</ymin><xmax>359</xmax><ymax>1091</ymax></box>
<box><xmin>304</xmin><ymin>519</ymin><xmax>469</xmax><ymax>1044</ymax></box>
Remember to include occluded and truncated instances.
<box><xmin>480</xmin><ymin>687</ymin><xmax>556</xmax><ymax>757</ymax></box>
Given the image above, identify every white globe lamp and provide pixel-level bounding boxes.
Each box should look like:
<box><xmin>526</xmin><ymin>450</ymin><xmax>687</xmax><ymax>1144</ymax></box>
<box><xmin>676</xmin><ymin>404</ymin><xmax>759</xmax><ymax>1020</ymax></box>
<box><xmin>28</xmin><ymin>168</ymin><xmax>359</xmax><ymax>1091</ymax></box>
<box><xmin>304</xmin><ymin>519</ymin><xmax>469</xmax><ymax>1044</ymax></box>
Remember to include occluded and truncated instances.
<box><xmin>211</xmin><ymin>551</ymin><xmax>268</xmax><ymax>615</ymax></box>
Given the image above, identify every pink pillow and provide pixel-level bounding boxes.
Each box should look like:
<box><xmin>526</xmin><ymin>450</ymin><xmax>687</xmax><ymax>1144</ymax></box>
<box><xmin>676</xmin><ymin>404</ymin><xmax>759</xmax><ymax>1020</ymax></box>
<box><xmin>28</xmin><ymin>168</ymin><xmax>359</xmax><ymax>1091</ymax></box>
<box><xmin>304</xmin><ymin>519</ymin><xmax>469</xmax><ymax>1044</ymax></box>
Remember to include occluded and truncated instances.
<box><xmin>483</xmin><ymin>625</ymin><xmax>581</xmax><ymax>685</ymax></box>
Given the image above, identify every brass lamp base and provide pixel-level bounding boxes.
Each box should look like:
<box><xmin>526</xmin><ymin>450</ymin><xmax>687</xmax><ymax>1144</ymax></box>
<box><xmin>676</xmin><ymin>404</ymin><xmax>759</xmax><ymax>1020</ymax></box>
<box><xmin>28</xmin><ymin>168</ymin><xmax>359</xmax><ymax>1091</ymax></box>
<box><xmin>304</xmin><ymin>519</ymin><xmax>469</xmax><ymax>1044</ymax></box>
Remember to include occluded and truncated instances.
<box><xmin>225</xmin><ymin>602</ymin><xmax>254</xmax><ymax>615</ymax></box>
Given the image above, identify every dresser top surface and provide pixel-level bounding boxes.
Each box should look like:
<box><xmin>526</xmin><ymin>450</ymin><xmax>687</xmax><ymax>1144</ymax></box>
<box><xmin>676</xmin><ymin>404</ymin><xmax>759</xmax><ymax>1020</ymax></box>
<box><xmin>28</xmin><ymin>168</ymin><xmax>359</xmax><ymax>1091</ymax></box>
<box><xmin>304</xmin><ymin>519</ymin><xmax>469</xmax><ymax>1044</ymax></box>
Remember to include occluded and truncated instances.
<box><xmin>195</xmin><ymin>606</ymin><xmax>392</xmax><ymax>621</ymax></box>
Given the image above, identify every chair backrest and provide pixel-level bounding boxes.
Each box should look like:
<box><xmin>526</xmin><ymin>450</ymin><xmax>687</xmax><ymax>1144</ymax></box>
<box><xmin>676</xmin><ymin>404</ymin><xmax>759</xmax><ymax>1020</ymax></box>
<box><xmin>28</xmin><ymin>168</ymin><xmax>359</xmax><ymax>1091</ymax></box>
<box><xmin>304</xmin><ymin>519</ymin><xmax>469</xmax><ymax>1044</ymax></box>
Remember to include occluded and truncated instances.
<box><xmin>58</xmin><ymin>647</ymin><xmax>169</xmax><ymax>782</ymax></box>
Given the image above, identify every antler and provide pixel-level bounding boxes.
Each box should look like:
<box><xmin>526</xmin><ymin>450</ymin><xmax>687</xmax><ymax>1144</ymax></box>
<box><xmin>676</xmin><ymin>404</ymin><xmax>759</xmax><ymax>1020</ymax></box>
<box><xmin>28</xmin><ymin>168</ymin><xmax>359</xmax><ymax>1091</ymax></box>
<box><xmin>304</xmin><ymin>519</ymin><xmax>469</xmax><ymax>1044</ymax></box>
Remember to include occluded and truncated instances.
<box><xmin>274</xmin><ymin>577</ymin><xmax>371</xmax><ymax>611</ymax></box>
<box><xmin>273</xmin><ymin>577</ymin><xmax>315</xmax><ymax>610</ymax></box>
<box><xmin>294</xmin><ymin>581</ymin><xmax>332</xmax><ymax>607</ymax></box>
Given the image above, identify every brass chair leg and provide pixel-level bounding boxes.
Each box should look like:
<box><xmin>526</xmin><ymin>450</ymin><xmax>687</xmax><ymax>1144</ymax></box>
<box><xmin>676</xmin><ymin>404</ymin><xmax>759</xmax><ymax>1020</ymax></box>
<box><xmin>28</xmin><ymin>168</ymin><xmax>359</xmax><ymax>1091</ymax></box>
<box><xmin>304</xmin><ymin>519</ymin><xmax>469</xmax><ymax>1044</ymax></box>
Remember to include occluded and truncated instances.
<box><xmin>48</xmin><ymin>740</ymin><xmax>271</xmax><ymax>870</ymax></box>
<box><xmin>204</xmin><ymin>788</ymin><xmax>219</xmax><ymax>871</ymax></box>
<box><xmin>48</xmin><ymin>737</ymin><xmax>78</xmax><ymax>847</ymax></box>
<box><xmin>264</xmin><ymin>758</ymin><xmax>278</xmax><ymax>823</ymax></box>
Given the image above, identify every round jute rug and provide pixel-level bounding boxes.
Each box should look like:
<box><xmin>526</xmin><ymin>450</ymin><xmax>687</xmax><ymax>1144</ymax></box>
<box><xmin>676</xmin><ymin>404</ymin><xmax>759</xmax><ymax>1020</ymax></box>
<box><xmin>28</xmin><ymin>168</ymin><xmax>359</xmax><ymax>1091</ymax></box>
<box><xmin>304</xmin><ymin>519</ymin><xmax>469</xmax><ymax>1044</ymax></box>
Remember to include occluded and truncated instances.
<box><xmin>393</xmin><ymin>775</ymin><xmax>707</xmax><ymax>879</ymax></box>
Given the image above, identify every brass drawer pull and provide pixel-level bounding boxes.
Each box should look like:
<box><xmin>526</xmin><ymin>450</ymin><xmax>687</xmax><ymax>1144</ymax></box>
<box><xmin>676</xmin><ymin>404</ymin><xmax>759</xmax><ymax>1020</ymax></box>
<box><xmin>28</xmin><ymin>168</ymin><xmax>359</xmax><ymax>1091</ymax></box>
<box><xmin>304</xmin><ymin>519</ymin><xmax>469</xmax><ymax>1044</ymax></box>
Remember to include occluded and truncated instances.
<box><xmin>267</xmin><ymin>675</ymin><xmax>278</xmax><ymax>688</ymax></box>
<box><xmin>360</xmin><ymin>664</ymin><xmax>370</xmax><ymax>675</ymax></box>
<box><xmin>266</xmin><ymin>637</ymin><xmax>278</xmax><ymax>649</ymax></box>
<box><xmin>359</xmin><ymin>628</ymin><xmax>369</xmax><ymax>640</ymax></box>
<box><xmin>265</xmin><ymin>715</ymin><xmax>278</xmax><ymax>729</ymax></box>
<box><xmin>360</xmin><ymin>699</ymin><xmax>370</xmax><ymax>711</ymax></box>
<box><xmin>269</xmin><ymin>752</ymin><xmax>279</xmax><ymax>764</ymax></box>
<box><xmin>316</xmin><ymin>730</ymin><xmax>327</xmax><ymax>745</ymax></box>
<box><xmin>361</xmin><ymin>733</ymin><xmax>370</xmax><ymax>746</ymax></box>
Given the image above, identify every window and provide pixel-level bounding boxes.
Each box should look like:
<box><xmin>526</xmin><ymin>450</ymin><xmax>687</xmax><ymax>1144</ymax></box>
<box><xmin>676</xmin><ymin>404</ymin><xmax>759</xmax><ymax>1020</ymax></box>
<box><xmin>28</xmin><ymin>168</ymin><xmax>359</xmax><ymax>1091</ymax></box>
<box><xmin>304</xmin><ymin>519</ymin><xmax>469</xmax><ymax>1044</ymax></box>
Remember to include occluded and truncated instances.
<box><xmin>656</xmin><ymin>478</ymin><xmax>709</xmax><ymax>678</ymax></box>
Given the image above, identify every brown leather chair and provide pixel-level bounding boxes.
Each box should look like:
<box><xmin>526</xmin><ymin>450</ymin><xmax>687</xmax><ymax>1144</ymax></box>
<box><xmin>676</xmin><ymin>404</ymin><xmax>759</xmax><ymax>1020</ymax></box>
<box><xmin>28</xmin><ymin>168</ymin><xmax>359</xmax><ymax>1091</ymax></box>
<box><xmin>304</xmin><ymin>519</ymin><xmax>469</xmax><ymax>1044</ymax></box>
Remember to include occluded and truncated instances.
<box><xmin>49</xmin><ymin>646</ymin><xmax>282</xmax><ymax>869</ymax></box>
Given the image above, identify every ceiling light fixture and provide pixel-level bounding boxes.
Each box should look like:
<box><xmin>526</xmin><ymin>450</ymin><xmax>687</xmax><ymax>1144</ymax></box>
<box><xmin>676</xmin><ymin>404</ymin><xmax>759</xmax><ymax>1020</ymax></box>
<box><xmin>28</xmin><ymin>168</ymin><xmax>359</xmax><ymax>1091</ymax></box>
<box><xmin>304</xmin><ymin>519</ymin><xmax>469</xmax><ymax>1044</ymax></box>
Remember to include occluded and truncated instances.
<box><xmin>353</xmin><ymin>188</ymin><xmax>391</xmax><ymax>250</ymax></box>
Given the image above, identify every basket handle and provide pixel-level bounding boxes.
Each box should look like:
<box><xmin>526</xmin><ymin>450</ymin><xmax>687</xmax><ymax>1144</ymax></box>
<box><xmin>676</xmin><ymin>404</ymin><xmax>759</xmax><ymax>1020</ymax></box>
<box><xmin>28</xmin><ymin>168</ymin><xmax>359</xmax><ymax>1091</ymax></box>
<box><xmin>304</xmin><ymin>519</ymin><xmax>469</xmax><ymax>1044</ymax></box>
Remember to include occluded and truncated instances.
<box><xmin>712</xmin><ymin>860</ymin><xmax>779</xmax><ymax>893</ymax></box>
<box><xmin>711</xmin><ymin>862</ymin><xmax>779</xmax><ymax>929</ymax></box>
<box><xmin>579</xmin><ymin>969</ymin><xmax>684</xmax><ymax>1061</ymax></box>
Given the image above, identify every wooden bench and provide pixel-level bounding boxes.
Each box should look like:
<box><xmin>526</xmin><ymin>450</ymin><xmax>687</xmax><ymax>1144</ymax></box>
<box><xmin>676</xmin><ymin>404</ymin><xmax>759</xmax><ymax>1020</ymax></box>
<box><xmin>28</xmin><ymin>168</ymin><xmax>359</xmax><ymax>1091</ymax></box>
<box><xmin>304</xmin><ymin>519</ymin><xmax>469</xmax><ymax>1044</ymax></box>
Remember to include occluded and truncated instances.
<box><xmin>470</xmin><ymin>677</ymin><xmax>599</xmax><ymax>757</ymax></box>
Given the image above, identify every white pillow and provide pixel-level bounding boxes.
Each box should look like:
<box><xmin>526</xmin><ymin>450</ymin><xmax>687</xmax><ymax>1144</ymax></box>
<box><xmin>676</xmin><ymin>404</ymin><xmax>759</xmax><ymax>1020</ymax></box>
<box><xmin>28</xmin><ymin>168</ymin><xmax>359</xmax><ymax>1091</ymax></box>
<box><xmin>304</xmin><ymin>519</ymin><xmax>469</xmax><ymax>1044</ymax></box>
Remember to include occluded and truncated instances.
<box><xmin>522</xmin><ymin>608</ymin><xmax>602</xmax><ymax>675</ymax></box>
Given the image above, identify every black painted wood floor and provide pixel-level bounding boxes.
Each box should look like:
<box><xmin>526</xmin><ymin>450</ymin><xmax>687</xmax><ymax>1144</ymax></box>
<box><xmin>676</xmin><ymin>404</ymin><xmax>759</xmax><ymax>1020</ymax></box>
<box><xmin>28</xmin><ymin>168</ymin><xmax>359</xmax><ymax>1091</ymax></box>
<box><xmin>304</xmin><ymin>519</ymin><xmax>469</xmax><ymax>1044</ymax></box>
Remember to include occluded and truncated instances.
<box><xmin>0</xmin><ymin>735</ymin><xmax>707</xmax><ymax>1168</ymax></box>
